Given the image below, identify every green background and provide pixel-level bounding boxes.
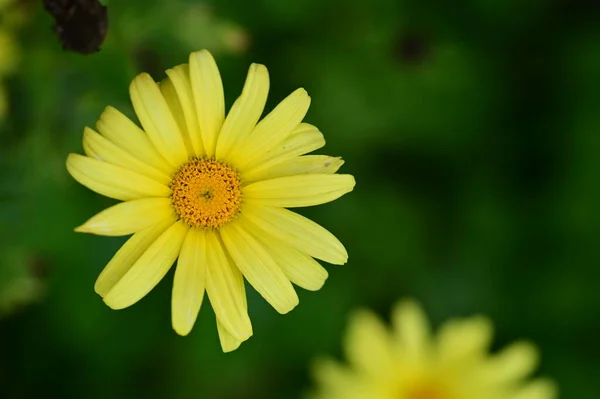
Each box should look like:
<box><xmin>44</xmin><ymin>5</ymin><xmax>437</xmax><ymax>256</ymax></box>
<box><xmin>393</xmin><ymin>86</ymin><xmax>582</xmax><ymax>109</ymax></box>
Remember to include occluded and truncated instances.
<box><xmin>1</xmin><ymin>0</ymin><xmax>599</xmax><ymax>398</ymax></box>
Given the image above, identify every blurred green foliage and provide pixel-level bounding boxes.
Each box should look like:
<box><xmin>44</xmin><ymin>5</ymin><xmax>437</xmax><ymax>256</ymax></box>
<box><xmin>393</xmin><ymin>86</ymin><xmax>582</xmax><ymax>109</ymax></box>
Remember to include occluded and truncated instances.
<box><xmin>1</xmin><ymin>0</ymin><xmax>600</xmax><ymax>398</ymax></box>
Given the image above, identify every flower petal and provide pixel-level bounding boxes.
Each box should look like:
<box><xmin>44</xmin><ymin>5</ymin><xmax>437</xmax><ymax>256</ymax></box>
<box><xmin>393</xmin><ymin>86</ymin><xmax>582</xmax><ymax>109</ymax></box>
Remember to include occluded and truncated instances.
<box><xmin>346</xmin><ymin>309</ymin><xmax>395</xmax><ymax>376</ymax></box>
<box><xmin>220</xmin><ymin>220</ymin><xmax>299</xmax><ymax>314</ymax></box>
<box><xmin>236</xmin><ymin>88</ymin><xmax>311</xmax><ymax>168</ymax></box>
<box><xmin>83</xmin><ymin>127</ymin><xmax>172</xmax><ymax>185</ymax></box>
<box><xmin>437</xmin><ymin>315</ymin><xmax>493</xmax><ymax>365</ymax></box>
<box><xmin>238</xmin><ymin>213</ymin><xmax>328</xmax><ymax>291</ymax></box>
<box><xmin>512</xmin><ymin>379</ymin><xmax>558</xmax><ymax>399</ymax></box>
<box><xmin>172</xmin><ymin>228</ymin><xmax>206</xmax><ymax>336</ymax></box>
<box><xmin>189</xmin><ymin>50</ymin><xmax>225</xmax><ymax>158</ymax></box>
<box><xmin>130</xmin><ymin>72</ymin><xmax>188</xmax><ymax>167</ymax></box>
<box><xmin>480</xmin><ymin>341</ymin><xmax>539</xmax><ymax>385</ymax></box>
<box><xmin>75</xmin><ymin>198</ymin><xmax>174</xmax><ymax>236</ymax></box>
<box><xmin>95</xmin><ymin>216</ymin><xmax>176</xmax><ymax>297</ymax></box>
<box><xmin>66</xmin><ymin>153</ymin><xmax>171</xmax><ymax>201</ymax></box>
<box><xmin>165</xmin><ymin>64</ymin><xmax>204</xmax><ymax>157</ymax></box>
<box><xmin>392</xmin><ymin>300</ymin><xmax>432</xmax><ymax>363</ymax></box>
<box><xmin>217</xmin><ymin>63</ymin><xmax>269</xmax><ymax>161</ymax></box>
<box><xmin>217</xmin><ymin>320</ymin><xmax>243</xmax><ymax>353</ymax></box>
<box><xmin>82</xmin><ymin>134</ymin><xmax>101</xmax><ymax>159</ymax></box>
<box><xmin>241</xmin><ymin>123</ymin><xmax>325</xmax><ymax>180</ymax></box>
<box><xmin>244</xmin><ymin>155</ymin><xmax>345</xmax><ymax>183</ymax></box>
<box><xmin>160</xmin><ymin>76</ymin><xmax>195</xmax><ymax>157</ymax></box>
<box><xmin>243</xmin><ymin>174</ymin><xmax>355</xmax><ymax>207</ymax></box>
<box><xmin>103</xmin><ymin>220</ymin><xmax>189</xmax><ymax>309</ymax></box>
<box><xmin>204</xmin><ymin>230</ymin><xmax>252</xmax><ymax>342</ymax></box>
<box><xmin>242</xmin><ymin>204</ymin><xmax>348</xmax><ymax>265</ymax></box>
<box><xmin>96</xmin><ymin>106</ymin><xmax>174</xmax><ymax>174</ymax></box>
<box><xmin>311</xmin><ymin>358</ymin><xmax>365</xmax><ymax>399</ymax></box>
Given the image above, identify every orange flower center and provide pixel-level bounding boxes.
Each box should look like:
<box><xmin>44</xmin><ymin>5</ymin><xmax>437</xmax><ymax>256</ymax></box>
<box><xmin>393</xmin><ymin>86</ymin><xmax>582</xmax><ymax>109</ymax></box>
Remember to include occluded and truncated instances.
<box><xmin>406</xmin><ymin>386</ymin><xmax>448</xmax><ymax>399</ymax></box>
<box><xmin>170</xmin><ymin>158</ymin><xmax>242</xmax><ymax>228</ymax></box>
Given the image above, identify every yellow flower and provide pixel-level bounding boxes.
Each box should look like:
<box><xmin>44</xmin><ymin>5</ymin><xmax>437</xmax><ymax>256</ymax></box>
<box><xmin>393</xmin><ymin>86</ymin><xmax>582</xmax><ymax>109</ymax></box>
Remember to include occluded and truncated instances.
<box><xmin>0</xmin><ymin>17</ymin><xmax>20</xmax><ymax>119</ymax></box>
<box><xmin>66</xmin><ymin>50</ymin><xmax>355</xmax><ymax>352</ymax></box>
<box><xmin>0</xmin><ymin>83</ymin><xmax>6</xmax><ymax>118</ymax></box>
<box><xmin>310</xmin><ymin>300</ymin><xmax>557</xmax><ymax>399</ymax></box>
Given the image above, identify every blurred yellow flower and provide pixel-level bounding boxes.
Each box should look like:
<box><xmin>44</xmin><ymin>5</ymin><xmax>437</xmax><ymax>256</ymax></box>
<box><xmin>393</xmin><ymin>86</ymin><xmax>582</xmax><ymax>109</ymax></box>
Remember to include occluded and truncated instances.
<box><xmin>310</xmin><ymin>300</ymin><xmax>557</xmax><ymax>399</ymax></box>
<box><xmin>66</xmin><ymin>49</ymin><xmax>354</xmax><ymax>352</ymax></box>
<box><xmin>0</xmin><ymin>82</ymin><xmax>7</xmax><ymax>117</ymax></box>
<box><xmin>0</xmin><ymin>3</ymin><xmax>20</xmax><ymax>119</ymax></box>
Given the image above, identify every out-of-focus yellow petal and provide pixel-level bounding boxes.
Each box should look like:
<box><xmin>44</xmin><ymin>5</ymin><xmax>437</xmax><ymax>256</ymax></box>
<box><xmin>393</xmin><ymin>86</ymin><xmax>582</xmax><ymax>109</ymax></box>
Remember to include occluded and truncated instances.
<box><xmin>479</xmin><ymin>341</ymin><xmax>539</xmax><ymax>386</ymax></box>
<box><xmin>345</xmin><ymin>309</ymin><xmax>395</xmax><ymax>376</ymax></box>
<box><xmin>311</xmin><ymin>358</ymin><xmax>366</xmax><ymax>399</ymax></box>
<box><xmin>437</xmin><ymin>315</ymin><xmax>493</xmax><ymax>365</ymax></box>
<box><xmin>512</xmin><ymin>379</ymin><xmax>558</xmax><ymax>399</ymax></box>
<box><xmin>392</xmin><ymin>300</ymin><xmax>432</xmax><ymax>364</ymax></box>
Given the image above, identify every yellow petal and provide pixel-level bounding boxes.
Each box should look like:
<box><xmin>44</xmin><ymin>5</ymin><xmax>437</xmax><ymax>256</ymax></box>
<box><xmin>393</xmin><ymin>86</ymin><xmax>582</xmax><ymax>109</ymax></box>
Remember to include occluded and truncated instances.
<box><xmin>160</xmin><ymin>76</ymin><xmax>195</xmax><ymax>157</ymax></box>
<box><xmin>243</xmin><ymin>174</ymin><xmax>355</xmax><ymax>208</ymax></box>
<box><xmin>83</xmin><ymin>127</ymin><xmax>172</xmax><ymax>185</ymax></box>
<box><xmin>345</xmin><ymin>309</ymin><xmax>394</xmax><ymax>376</ymax></box>
<box><xmin>96</xmin><ymin>106</ymin><xmax>174</xmax><ymax>175</ymax></box>
<box><xmin>66</xmin><ymin>153</ymin><xmax>171</xmax><ymax>201</ymax></box>
<box><xmin>95</xmin><ymin>216</ymin><xmax>176</xmax><ymax>297</ymax></box>
<box><xmin>103</xmin><ymin>220</ymin><xmax>189</xmax><ymax>309</ymax></box>
<box><xmin>165</xmin><ymin>64</ymin><xmax>204</xmax><ymax>157</ymax></box>
<box><xmin>217</xmin><ymin>320</ymin><xmax>243</xmax><ymax>353</ymax></box>
<box><xmin>241</xmin><ymin>123</ymin><xmax>325</xmax><ymax>180</ymax></box>
<box><xmin>244</xmin><ymin>155</ymin><xmax>345</xmax><ymax>183</ymax></box>
<box><xmin>392</xmin><ymin>300</ymin><xmax>432</xmax><ymax>363</ymax></box>
<box><xmin>0</xmin><ymin>83</ymin><xmax>6</xmax><ymax>118</ymax></box>
<box><xmin>437</xmin><ymin>315</ymin><xmax>493</xmax><ymax>365</ymax></box>
<box><xmin>130</xmin><ymin>73</ymin><xmax>188</xmax><ymax>167</ymax></box>
<box><xmin>480</xmin><ymin>341</ymin><xmax>539</xmax><ymax>385</ymax></box>
<box><xmin>237</xmin><ymin>88</ymin><xmax>311</xmax><ymax>168</ymax></box>
<box><xmin>82</xmin><ymin>133</ymin><xmax>101</xmax><ymax>159</ymax></box>
<box><xmin>243</xmin><ymin>204</ymin><xmax>348</xmax><ymax>265</ymax></box>
<box><xmin>204</xmin><ymin>230</ymin><xmax>252</xmax><ymax>342</ymax></box>
<box><xmin>172</xmin><ymin>228</ymin><xmax>206</xmax><ymax>336</ymax></box>
<box><xmin>512</xmin><ymin>379</ymin><xmax>558</xmax><ymax>399</ymax></box>
<box><xmin>220</xmin><ymin>221</ymin><xmax>299</xmax><ymax>314</ymax></box>
<box><xmin>75</xmin><ymin>198</ymin><xmax>174</xmax><ymax>236</ymax></box>
<box><xmin>217</xmin><ymin>63</ymin><xmax>269</xmax><ymax>161</ymax></box>
<box><xmin>311</xmin><ymin>358</ymin><xmax>363</xmax><ymax>399</ymax></box>
<box><xmin>238</xmin><ymin>213</ymin><xmax>328</xmax><ymax>291</ymax></box>
<box><xmin>189</xmin><ymin>50</ymin><xmax>225</xmax><ymax>158</ymax></box>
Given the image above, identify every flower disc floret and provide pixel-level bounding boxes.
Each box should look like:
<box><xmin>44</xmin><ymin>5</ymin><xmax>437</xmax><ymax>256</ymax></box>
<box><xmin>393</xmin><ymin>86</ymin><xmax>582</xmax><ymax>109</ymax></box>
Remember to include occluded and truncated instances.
<box><xmin>171</xmin><ymin>159</ymin><xmax>242</xmax><ymax>228</ymax></box>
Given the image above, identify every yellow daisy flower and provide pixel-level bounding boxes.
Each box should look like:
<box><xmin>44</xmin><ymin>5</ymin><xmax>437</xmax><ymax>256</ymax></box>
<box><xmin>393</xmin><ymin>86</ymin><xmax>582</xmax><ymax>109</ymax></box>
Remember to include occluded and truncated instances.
<box><xmin>310</xmin><ymin>300</ymin><xmax>557</xmax><ymax>399</ymax></box>
<box><xmin>66</xmin><ymin>50</ymin><xmax>355</xmax><ymax>352</ymax></box>
<box><xmin>0</xmin><ymin>5</ymin><xmax>20</xmax><ymax>119</ymax></box>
